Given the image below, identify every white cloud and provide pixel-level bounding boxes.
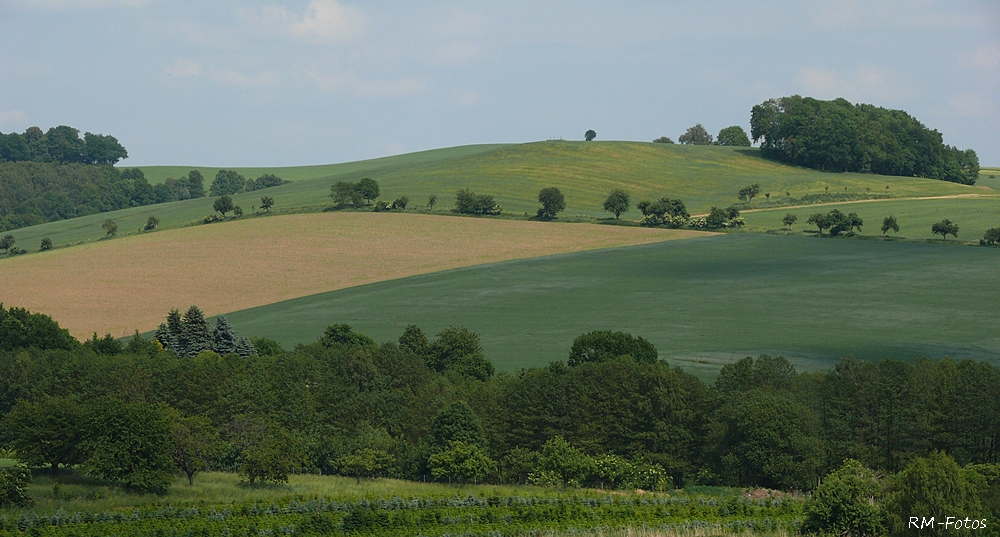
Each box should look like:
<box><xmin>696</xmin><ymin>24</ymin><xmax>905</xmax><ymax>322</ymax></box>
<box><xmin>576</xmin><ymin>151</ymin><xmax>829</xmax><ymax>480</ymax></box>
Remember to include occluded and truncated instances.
<box><xmin>946</xmin><ymin>92</ymin><xmax>994</xmax><ymax>118</ymax></box>
<box><xmin>796</xmin><ymin>65</ymin><xmax>902</xmax><ymax>102</ymax></box>
<box><xmin>307</xmin><ymin>66</ymin><xmax>427</xmax><ymax>98</ymax></box>
<box><xmin>212</xmin><ymin>69</ymin><xmax>281</xmax><ymax>90</ymax></box>
<box><xmin>250</xmin><ymin>0</ymin><xmax>365</xmax><ymax>45</ymax></box>
<box><xmin>0</xmin><ymin>109</ymin><xmax>28</xmax><ymax>128</ymax></box>
<box><xmin>164</xmin><ymin>58</ymin><xmax>201</xmax><ymax>78</ymax></box>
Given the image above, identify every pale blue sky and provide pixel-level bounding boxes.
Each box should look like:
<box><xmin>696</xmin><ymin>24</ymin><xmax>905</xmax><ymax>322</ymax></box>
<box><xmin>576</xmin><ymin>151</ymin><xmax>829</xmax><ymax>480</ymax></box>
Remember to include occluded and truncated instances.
<box><xmin>1</xmin><ymin>1</ymin><xmax>997</xmax><ymax>166</ymax></box>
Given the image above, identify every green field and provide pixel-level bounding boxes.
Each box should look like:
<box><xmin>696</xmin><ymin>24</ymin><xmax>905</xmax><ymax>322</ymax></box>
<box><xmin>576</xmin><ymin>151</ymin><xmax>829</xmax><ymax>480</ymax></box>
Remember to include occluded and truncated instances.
<box><xmin>742</xmin><ymin>197</ymin><xmax>1000</xmax><ymax>241</ymax></box>
<box><xmin>4</xmin><ymin>142</ymin><xmax>989</xmax><ymax>253</ymax></box>
<box><xmin>224</xmin><ymin>233</ymin><xmax>1000</xmax><ymax>379</ymax></box>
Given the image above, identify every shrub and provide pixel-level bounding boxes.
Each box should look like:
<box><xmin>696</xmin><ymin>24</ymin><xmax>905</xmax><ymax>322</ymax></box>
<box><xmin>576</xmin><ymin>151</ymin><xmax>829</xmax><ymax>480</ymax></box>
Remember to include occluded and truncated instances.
<box><xmin>802</xmin><ymin>459</ymin><xmax>885</xmax><ymax>537</ymax></box>
<box><xmin>39</xmin><ymin>236</ymin><xmax>53</xmax><ymax>250</ymax></box>
<box><xmin>454</xmin><ymin>189</ymin><xmax>502</xmax><ymax>215</ymax></box>
<box><xmin>0</xmin><ymin>464</ymin><xmax>33</xmax><ymax>507</ymax></box>
<box><xmin>982</xmin><ymin>227</ymin><xmax>1000</xmax><ymax>246</ymax></box>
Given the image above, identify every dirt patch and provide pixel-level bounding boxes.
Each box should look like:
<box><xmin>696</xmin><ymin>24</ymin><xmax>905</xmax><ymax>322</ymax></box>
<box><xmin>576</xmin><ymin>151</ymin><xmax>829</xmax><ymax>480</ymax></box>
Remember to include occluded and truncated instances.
<box><xmin>0</xmin><ymin>212</ymin><xmax>710</xmax><ymax>338</ymax></box>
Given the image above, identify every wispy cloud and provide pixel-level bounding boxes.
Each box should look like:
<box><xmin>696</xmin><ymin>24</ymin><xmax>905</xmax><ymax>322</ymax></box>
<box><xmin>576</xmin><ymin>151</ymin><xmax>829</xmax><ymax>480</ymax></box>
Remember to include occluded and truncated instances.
<box><xmin>247</xmin><ymin>0</ymin><xmax>366</xmax><ymax>45</ymax></box>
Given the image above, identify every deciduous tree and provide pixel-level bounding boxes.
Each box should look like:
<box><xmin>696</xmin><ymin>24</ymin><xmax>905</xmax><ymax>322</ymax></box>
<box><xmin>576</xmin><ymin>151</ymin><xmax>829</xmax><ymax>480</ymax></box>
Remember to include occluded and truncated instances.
<box><xmin>738</xmin><ymin>183</ymin><xmax>761</xmax><ymax>203</ymax></box>
<box><xmin>259</xmin><ymin>196</ymin><xmax>274</xmax><ymax>212</ymax></box>
<box><xmin>782</xmin><ymin>213</ymin><xmax>798</xmax><ymax>229</ymax></box>
<box><xmin>101</xmin><ymin>219</ymin><xmax>117</xmax><ymax>237</ymax></box>
<box><xmin>931</xmin><ymin>219</ymin><xmax>959</xmax><ymax>241</ymax></box>
<box><xmin>536</xmin><ymin>187</ymin><xmax>566</xmax><ymax>219</ymax></box>
<box><xmin>2</xmin><ymin>395</ymin><xmax>87</xmax><ymax>477</ymax></box>
<box><xmin>213</xmin><ymin>195</ymin><xmax>234</xmax><ymax>217</ymax></box>
<box><xmin>716</xmin><ymin>125</ymin><xmax>751</xmax><ymax>147</ymax></box>
<box><xmin>679</xmin><ymin>124</ymin><xmax>713</xmax><ymax>145</ymax></box>
<box><xmin>585</xmin><ymin>129</ymin><xmax>596</xmax><ymax>141</ymax></box>
<box><xmin>881</xmin><ymin>215</ymin><xmax>899</xmax><ymax>237</ymax></box>
<box><xmin>603</xmin><ymin>189</ymin><xmax>630</xmax><ymax>219</ymax></box>
<box><xmin>171</xmin><ymin>414</ymin><xmax>218</xmax><ymax>486</ymax></box>
<box><xmin>357</xmin><ymin>178</ymin><xmax>380</xmax><ymax>205</ymax></box>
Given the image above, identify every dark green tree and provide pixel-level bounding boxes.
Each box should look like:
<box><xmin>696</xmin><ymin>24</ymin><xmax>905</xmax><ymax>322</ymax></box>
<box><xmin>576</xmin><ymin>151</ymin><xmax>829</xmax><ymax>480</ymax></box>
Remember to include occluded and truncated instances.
<box><xmin>398</xmin><ymin>324</ymin><xmax>429</xmax><ymax>356</ymax></box>
<box><xmin>82</xmin><ymin>132</ymin><xmax>128</xmax><ymax>165</ymax></box>
<box><xmin>715</xmin><ymin>354</ymin><xmax>796</xmax><ymax>394</ymax></box>
<box><xmin>357</xmin><ymin>178</ymin><xmax>380</xmax><ymax>205</ymax></box>
<box><xmin>536</xmin><ymin>187</ymin><xmax>566</xmax><ymax>219</ymax></box>
<box><xmin>321</xmin><ymin>323</ymin><xmax>377</xmax><ymax>348</ymax></box>
<box><xmin>0</xmin><ymin>305</ymin><xmax>78</xmax><ymax>351</ymax></box>
<box><xmin>170</xmin><ymin>413</ymin><xmax>218</xmax><ymax>486</ymax></box>
<box><xmin>807</xmin><ymin>212</ymin><xmax>830</xmax><ymax>234</ymax></box>
<box><xmin>454</xmin><ymin>189</ymin><xmax>501</xmax><ymax>215</ymax></box>
<box><xmin>233</xmin><ymin>205</ymin><xmax>243</xmax><ymax>217</ymax></box>
<box><xmin>567</xmin><ymin>330</ymin><xmax>658</xmax><ymax>366</ymax></box>
<box><xmin>84</xmin><ymin>332</ymin><xmax>124</xmax><ymax>355</ymax></box>
<box><xmin>782</xmin><ymin>213</ymin><xmax>798</xmax><ymax>229</ymax></box>
<box><xmin>679</xmin><ymin>124</ymin><xmax>713</xmax><ymax>145</ymax></box>
<box><xmin>210</xmin><ymin>169</ymin><xmax>247</xmax><ymax>196</ymax></box>
<box><xmin>85</xmin><ymin>399</ymin><xmax>176</xmax><ymax>493</ymax></box>
<box><xmin>0</xmin><ymin>463</ymin><xmax>32</xmax><ymax>507</ymax></box>
<box><xmin>882</xmin><ymin>215</ymin><xmax>900</xmax><ymax>237</ymax></box>
<box><xmin>187</xmin><ymin>170</ymin><xmax>206</xmax><ymax>198</ymax></box>
<box><xmin>331</xmin><ymin>181</ymin><xmax>364</xmax><ymax>207</ymax></box>
<box><xmin>180</xmin><ymin>305</ymin><xmax>212</xmax><ymax>357</ymax></box>
<box><xmin>738</xmin><ymin>183</ymin><xmax>761</xmax><ymax>203</ymax></box>
<box><xmin>428</xmin><ymin>441</ymin><xmax>496</xmax><ymax>484</ymax></box>
<box><xmin>260</xmin><ymin>196</ymin><xmax>274</xmax><ymax>212</ymax></box>
<box><xmin>337</xmin><ymin>448</ymin><xmax>394</xmax><ymax>484</ymax></box>
<box><xmin>253</xmin><ymin>173</ymin><xmax>284</xmax><ymax>190</ymax></box>
<box><xmin>427</xmin><ymin>327</ymin><xmax>495</xmax><ymax>381</ymax></box>
<box><xmin>144</xmin><ymin>215</ymin><xmax>159</xmax><ymax>231</ymax></box>
<box><xmin>716</xmin><ymin>125</ymin><xmax>751</xmax><ymax>146</ymax></box>
<box><xmin>652</xmin><ymin>136</ymin><xmax>674</xmax><ymax>144</ymax></box>
<box><xmin>802</xmin><ymin>459</ymin><xmax>886</xmax><ymax>537</ymax></box>
<box><xmin>887</xmin><ymin>451</ymin><xmax>982</xmax><ymax>537</ymax></box>
<box><xmin>213</xmin><ymin>195</ymin><xmax>234</xmax><ymax>217</ymax></box>
<box><xmin>541</xmin><ymin>436</ymin><xmax>592</xmax><ymax>488</ymax></box>
<box><xmin>102</xmin><ymin>218</ymin><xmax>117</xmax><ymax>237</ymax></box>
<box><xmin>585</xmin><ymin>129</ymin><xmax>596</xmax><ymax>141</ymax></box>
<box><xmin>603</xmin><ymin>188</ymin><xmax>630</xmax><ymax>219</ymax></box>
<box><xmin>428</xmin><ymin>194</ymin><xmax>438</xmax><ymax>210</ymax></box>
<box><xmin>0</xmin><ymin>235</ymin><xmax>14</xmax><ymax>253</ymax></box>
<box><xmin>432</xmin><ymin>401</ymin><xmax>485</xmax><ymax>448</ymax></box>
<box><xmin>39</xmin><ymin>236</ymin><xmax>52</xmax><ymax>251</ymax></box>
<box><xmin>983</xmin><ymin>227</ymin><xmax>1000</xmax><ymax>245</ymax></box>
<box><xmin>931</xmin><ymin>219</ymin><xmax>959</xmax><ymax>241</ymax></box>
<box><xmin>2</xmin><ymin>395</ymin><xmax>87</xmax><ymax>477</ymax></box>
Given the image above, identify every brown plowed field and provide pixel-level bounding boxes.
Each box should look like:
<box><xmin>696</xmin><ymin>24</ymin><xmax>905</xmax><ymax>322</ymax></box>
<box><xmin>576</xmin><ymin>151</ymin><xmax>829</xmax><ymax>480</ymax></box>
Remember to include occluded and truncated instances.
<box><xmin>0</xmin><ymin>212</ymin><xmax>711</xmax><ymax>338</ymax></box>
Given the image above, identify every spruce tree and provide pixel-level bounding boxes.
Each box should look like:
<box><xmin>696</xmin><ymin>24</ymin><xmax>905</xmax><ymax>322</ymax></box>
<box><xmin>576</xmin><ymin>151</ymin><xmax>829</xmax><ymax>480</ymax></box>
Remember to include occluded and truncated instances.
<box><xmin>166</xmin><ymin>309</ymin><xmax>185</xmax><ymax>356</ymax></box>
<box><xmin>180</xmin><ymin>306</ymin><xmax>211</xmax><ymax>357</ymax></box>
<box><xmin>212</xmin><ymin>315</ymin><xmax>238</xmax><ymax>355</ymax></box>
<box><xmin>154</xmin><ymin>323</ymin><xmax>177</xmax><ymax>354</ymax></box>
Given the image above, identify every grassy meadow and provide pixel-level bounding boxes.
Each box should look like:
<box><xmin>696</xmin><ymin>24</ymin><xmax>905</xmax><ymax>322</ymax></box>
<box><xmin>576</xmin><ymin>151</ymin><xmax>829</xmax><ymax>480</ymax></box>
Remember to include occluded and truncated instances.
<box><xmin>742</xmin><ymin>196</ymin><xmax>1000</xmax><ymax>241</ymax></box>
<box><xmin>3</xmin><ymin>142</ymin><xmax>990</xmax><ymax>253</ymax></box>
<box><xmin>223</xmin><ymin>233</ymin><xmax>1000</xmax><ymax>378</ymax></box>
<box><xmin>0</xmin><ymin>212</ymin><xmax>701</xmax><ymax>338</ymax></box>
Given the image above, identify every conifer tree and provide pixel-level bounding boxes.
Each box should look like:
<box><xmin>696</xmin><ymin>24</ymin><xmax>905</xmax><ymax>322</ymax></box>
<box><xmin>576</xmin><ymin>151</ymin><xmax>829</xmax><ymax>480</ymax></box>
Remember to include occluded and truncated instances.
<box><xmin>180</xmin><ymin>306</ymin><xmax>211</xmax><ymax>357</ymax></box>
<box><xmin>212</xmin><ymin>315</ymin><xmax>238</xmax><ymax>355</ymax></box>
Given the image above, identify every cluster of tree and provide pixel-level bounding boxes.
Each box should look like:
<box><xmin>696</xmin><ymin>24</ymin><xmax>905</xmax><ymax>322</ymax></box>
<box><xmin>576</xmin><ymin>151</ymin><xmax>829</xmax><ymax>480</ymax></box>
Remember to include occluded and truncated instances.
<box><xmin>675</xmin><ymin>124</ymin><xmax>751</xmax><ymax>147</ymax></box>
<box><xmin>161</xmin><ymin>170</ymin><xmax>206</xmax><ymax>200</ymax></box>
<box><xmin>982</xmin><ymin>227</ymin><xmax>1000</xmax><ymax>246</ymax></box>
<box><xmin>210</xmin><ymin>171</ymin><xmax>288</xmax><ymax>197</ymax></box>
<box><xmin>807</xmin><ymin>209</ymin><xmax>864</xmax><ymax>236</ymax></box>
<box><xmin>751</xmin><ymin>95</ymin><xmax>980</xmax><ymax>184</ymax></box>
<box><xmin>0</xmin><ymin>126</ymin><xmax>127</xmax><ymax>165</ymax></box>
<box><xmin>0</xmin><ymin>164</ymin><xmax>185</xmax><ymax>232</ymax></box>
<box><xmin>328</xmin><ymin>178</ymin><xmax>380</xmax><ymax>208</ymax></box>
<box><xmin>454</xmin><ymin>189</ymin><xmax>502</xmax><ymax>215</ymax></box>
<box><xmin>0</xmin><ymin>308</ymin><xmax>996</xmax><ymax>500</ymax></box>
<box><xmin>636</xmin><ymin>197</ymin><xmax>689</xmax><ymax>228</ymax></box>
<box><xmin>154</xmin><ymin>306</ymin><xmax>255</xmax><ymax>358</ymax></box>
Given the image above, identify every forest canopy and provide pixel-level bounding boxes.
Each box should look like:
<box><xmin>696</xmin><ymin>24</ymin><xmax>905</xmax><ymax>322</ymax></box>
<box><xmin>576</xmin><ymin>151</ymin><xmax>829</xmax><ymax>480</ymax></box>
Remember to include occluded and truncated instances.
<box><xmin>750</xmin><ymin>95</ymin><xmax>979</xmax><ymax>185</ymax></box>
<box><xmin>0</xmin><ymin>126</ymin><xmax>127</xmax><ymax>165</ymax></box>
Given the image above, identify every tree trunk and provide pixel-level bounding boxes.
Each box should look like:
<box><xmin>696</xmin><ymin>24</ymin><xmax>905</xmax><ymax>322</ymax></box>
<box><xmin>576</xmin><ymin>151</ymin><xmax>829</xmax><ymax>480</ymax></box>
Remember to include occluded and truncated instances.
<box><xmin>187</xmin><ymin>471</ymin><xmax>195</xmax><ymax>486</ymax></box>
<box><xmin>51</xmin><ymin>462</ymin><xmax>59</xmax><ymax>478</ymax></box>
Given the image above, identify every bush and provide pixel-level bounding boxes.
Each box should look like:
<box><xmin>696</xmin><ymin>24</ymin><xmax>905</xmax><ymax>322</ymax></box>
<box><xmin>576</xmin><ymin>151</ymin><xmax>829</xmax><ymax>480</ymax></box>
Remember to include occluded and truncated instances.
<box><xmin>454</xmin><ymin>189</ymin><xmax>502</xmax><ymax>215</ymax></box>
<box><xmin>802</xmin><ymin>459</ymin><xmax>885</xmax><ymax>537</ymax></box>
<box><xmin>0</xmin><ymin>464</ymin><xmax>33</xmax><ymax>508</ymax></box>
<box><xmin>982</xmin><ymin>227</ymin><xmax>1000</xmax><ymax>246</ymax></box>
<box><xmin>39</xmin><ymin>236</ymin><xmax>53</xmax><ymax>250</ymax></box>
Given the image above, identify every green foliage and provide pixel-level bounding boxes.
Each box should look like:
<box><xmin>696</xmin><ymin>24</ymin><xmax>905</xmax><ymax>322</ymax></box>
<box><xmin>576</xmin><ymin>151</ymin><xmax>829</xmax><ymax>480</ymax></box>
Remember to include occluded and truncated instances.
<box><xmin>716</xmin><ymin>126</ymin><xmax>751</xmax><ymax>147</ymax></box>
<box><xmin>0</xmin><ymin>463</ymin><xmax>32</xmax><ymax>508</ymax></box>
<box><xmin>679</xmin><ymin>124</ymin><xmax>713</xmax><ymax>145</ymax></box>
<box><xmin>250</xmin><ymin>336</ymin><xmax>284</xmax><ymax>356</ymax></box>
<box><xmin>807</xmin><ymin>212</ymin><xmax>830</xmax><ymax>234</ymax></box>
<box><xmin>252</xmin><ymin>173</ymin><xmax>285</xmax><ymax>190</ymax></box>
<box><xmin>0</xmin><ymin>234</ymin><xmax>13</xmax><ymax>253</ymax></box>
<box><xmin>397</xmin><ymin>324</ymin><xmax>428</xmax><ymax>355</ymax></box>
<box><xmin>652</xmin><ymin>136</ymin><xmax>674</xmax><ymax>144</ymax></box>
<box><xmin>983</xmin><ymin>227</ymin><xmax>1000</xmax><ymax>246</ymax></box>
<box><xmin>337</xmin><ymin>448</ymin><xmax>394</xmax><ymax>484</ymax></box>
<box><xmin>567</xmin><ymin>330</ymin><xmax>658</xmax><ymax>366</ymax></box>
<box><xmin>391</xmin><ymin>196</ymin><xmax>409</xmax><ymax>210</ymax></box>
<box><xmin>259</xmin><ymin>195</ymin><xmax>274</xmax><ymax>212</ymax></box>
<box><xmin>426</xmin><ymin>326</ymin><xmax>495</xmax><ymax>381</ymax></box>
<box><xmin>427</xmin><ymin>194</ymin><xmax>437</xmax><ymax>210</ymax></box>
<box><xmin>705</xmin><ymin>206</ymin><xmax>743</xmax><ymax>229</ymax></box>
<box><xmin>213</xmin><ymin>195</ymin><xmax>234</xmax><ymax>217</ymax></box>
<box><xmin>101</xmin><ymin>218</ymin><xmax>117</xmax><ymax>237</ymax></box>
<box><xmin>428</xmin><ymin>440</ymin><xmax>496</xmax><ymax>484</ymax></box>
<box><xmin>751</xmin><ymin>95</ymin><xmax>979</xmax><ymax>184</ymax></box>
<box><xmin>320</xmin><ymin>323</ymin><xmax>377</xmax><ymax>348</ymax></box>
<box><xmin>541</xmin><ymin>436</ymin><xmax>592</xmax><ymax>488</ymax></box>
<box><xmin>210</xmin><ymin>169</ymin><xmax>248</xmax><ymax>196</ymax></box>
<box><xmin>85</xmin><ymin>399</ymin><xmax>176</xmax><ymax>493</ymax></box>
<box><xmin>0</xmin><ymin>125</ymin><xmax>126</xmax><ymax>165</ymax></box>
<box><xmin>230</xmin><ymin>418</ymin><xmax>305</xmax><ymax>486</ymax></box>
<box><xmin>180</xmin><ymin>305</ymin><xmax>212</xmax><ymax>357</ymax></box>
<box><xmin>584</xmin><ymin>129</ymin><xmax>596</xmax><ymax>141</ymax></box>
<box><xmin>0</xmin><ymin>304</ymin><xmax>78</xmax><ymax>351</ymax></box>
<box><xmin>233</xmin><ymin>205</ymin><xmax>243</xmax><ymax>217</ymax></box>
<box><xmin>143</xmin><ymin>215</ymin><xmax>159</xmax><ymax>231</ymax></box>
<box><xmin>454</xmin><ymin>188</ymin><xmax>502</xmax><ymax>215</ymax></box>
<box><xmin>432</xmin><ymin>401</ymin><xmax>485</xmax><ymax>448</ymax></box>
<box><xmin>39</xmin><ymin>236</ymin><xmax>52</xmax><ymax>250</ymax></box>
<box><xmin>782</xmin><ymin>213</ymin><xmax>797</xmax><ymax>228</ymax></box>
<box><xmin>212</xmin><ymin>315</ymin><xmax>255</xmax><ymax>357</ymax></box>
<box><xmin>637</xmin><ymin>197</ymin><xmax>689</xmax><ymax>227</ymax></box>
<box><xmin>357</xmin><ymin>178</ymin><xmax>380</xmax><ymax>205</ymax></box>
<box><xmin>83</xmin><ymin>332</ymin><xmax>123</xmax><ymax>355</ymax></box>
<box><xmin>536</xmin><ymin>187</ymin><xmax>566</xmax><ymax>220</ymax></box>
<box><xmin>170</xmin><ymin>413</ymin><xmax>219</xmax><ymax>486</ymax></box>
<box><xmin>931</xmin><ymin>219</ymin><xmax>959</xmax><ymax>240</ymax></box>
<box><xmin>882</xmin><ymin>215</ymin><xmax>900</xmax><ymax>236</ymax></box>
<box><xmin>802</xmin><ymin>459</ymin><xmax>885</xmax><ymax>537</ymax></box>
<box><xmin>715</xmin><ymin>354</ymin><xmax>796</xmax><ymax>394</ymax></box>
<box><xmin>888</xmin><ymin>452</ymin><xmax>983</xmax><ymax>537</ymax></box>
<box><xmin>1</xmin><ymin>395</ymin><xmax>87</xmax><ymax>476</ymax></box>
<box><xmin>602</xmin><ymin>188</ymin><xmax>630</xmax><ymax>219</ymax></box>
<box><xmin>738</xmin><ymin>183</ymin><xmax>761</xmax><ymax>203</ymax></box>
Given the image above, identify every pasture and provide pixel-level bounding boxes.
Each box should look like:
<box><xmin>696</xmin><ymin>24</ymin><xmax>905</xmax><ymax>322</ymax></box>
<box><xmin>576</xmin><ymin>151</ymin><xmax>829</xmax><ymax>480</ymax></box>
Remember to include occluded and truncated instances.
<box><xmin>0</xmin><ymin>213</ymin><xmax>699</xmax><ymax>339</ymax></box>
<box><xmin>741</xmin><ymin>196</ymin><xmax>1000</xmax><ymax>241</ymax></box>
<box><xmin>224</xmin><ymin>233</ymin><xmax>1000</xmax><ymax>378</ymax></box>
<box><xmin>3</xmin><ymin>142</ymin><xmax>988</xmax><ymax>252</ymax></box>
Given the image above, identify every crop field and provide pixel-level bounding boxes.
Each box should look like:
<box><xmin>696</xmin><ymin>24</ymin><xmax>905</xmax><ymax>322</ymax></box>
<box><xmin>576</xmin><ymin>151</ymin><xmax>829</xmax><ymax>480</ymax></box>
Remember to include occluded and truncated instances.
<box><xmin>0</xmin><ymin>213</ymin><xmax>700</xmax><ymax>339</ymax></box>
<box><xmin>4</xmin><ymin>142</ymin><xmax>988</xmax><ymax>253</ymax></box>
<box><xmin>224</xmin><ymin>233</ymin><xmax>1000</xmax><ymax>378</ymax></box>
<box><xmin>0</xmin><ymin>471</ymin><xmax>803</xmax><ymax>537</ymax></box>
<box><xmin>741</xmin><ymin>196</ymin><xmax>1000</xmax><ymax>241</ymax></box>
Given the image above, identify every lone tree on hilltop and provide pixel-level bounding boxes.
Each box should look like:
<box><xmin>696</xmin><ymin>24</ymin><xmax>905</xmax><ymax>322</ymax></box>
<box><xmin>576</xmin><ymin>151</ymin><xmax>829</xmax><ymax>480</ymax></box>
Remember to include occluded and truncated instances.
<box><xmin>653</xmin><ymin>136</ymin><xmax>674</xmax><ymax>144</ymax></box>
<box><xmin>259</xmin><ymin>196</ymin><xmax>274</xmax><ymax>213</ymax></box>
<box><xmin>603</xmin><ymin>188</ymin><xmax>630</xmax><ymax>219</ymax></box>
<box><xmin>679</xmin><ymin>124</ymin><xmax>713</xmax><ymax>145</ymax></box>
<box><xmin>536</xmin><ymin>187</ymin><xmax>566</xmax><ymax>220</ymax></box>
<box><xmin>738</xmin><ymin>183</ymin><xmax>761</xmax><ymax>204</ymax></box>
<box><xmin>716</xmin><ymin>125</ymin><xmax>751</xmax><ymax>146</ymax></box>
<box><xmin>782</xmin><ymin>213</ymin><xmax>797</xmax><ymax>229</ymax></box>
<box><xmin>213</xmin><ymin>195</ymin><xmax>234</xmax><ymax>217</ymax></box>
<box><xmin>881</xmin><ymin>215</ymin><xmax>899</xmax><ymax>237</ymax></box>
<box><xmin>585</xmin><ymin>129</ymin><xmax>596</xmax><ymax>141</ymax></box>
<box><xmin>931</xmin><ymin>219</ymin><xmax>959</xmax><ymax>241</ymax></box>
<box><xmin>102</xmin><ymin>219</ymin><xmax>118</xmax><ymax>237</ymax></box>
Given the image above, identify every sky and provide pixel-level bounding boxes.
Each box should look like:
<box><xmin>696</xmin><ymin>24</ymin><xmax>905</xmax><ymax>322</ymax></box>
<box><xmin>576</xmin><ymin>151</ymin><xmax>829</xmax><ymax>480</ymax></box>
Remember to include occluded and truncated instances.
<box><xmin>1</xmin><ymin>1</ymin><xmax>998</xmax><ymax>167</ymax></box>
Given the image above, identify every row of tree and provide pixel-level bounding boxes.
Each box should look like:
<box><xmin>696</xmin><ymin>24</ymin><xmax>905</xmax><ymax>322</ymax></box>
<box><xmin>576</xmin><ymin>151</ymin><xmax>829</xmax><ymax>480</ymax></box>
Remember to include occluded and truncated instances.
<box><xmin>654</xmin><ymin>124</ymin><xmax>751</xmax><ymax>147</ymax></box>
<box><xmin>2</xmin><ymin>307</ymin><xmax>999</xmax><ymax>498</ymax></box>
<box><xmin>750</xmin><ymin>95</ymin><xmax>980</xmax><ymax>184</ymax></box>
<box><xmin>0</xmin><ymin>126</ymin><xmax>127</xmax><ymax>165</ymax></box>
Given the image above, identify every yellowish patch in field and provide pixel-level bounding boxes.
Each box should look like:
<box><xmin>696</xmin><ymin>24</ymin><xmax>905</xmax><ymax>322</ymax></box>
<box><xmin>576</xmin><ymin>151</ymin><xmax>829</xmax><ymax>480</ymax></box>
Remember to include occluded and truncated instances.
<box><xmin>0</xmin><ymin>213</ymin><xmax>710</xmax><ymax>338</ymax></box>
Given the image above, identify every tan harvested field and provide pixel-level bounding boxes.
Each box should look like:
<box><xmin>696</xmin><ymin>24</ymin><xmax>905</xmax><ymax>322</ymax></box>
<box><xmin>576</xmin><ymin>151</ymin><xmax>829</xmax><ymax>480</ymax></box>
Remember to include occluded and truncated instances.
<box><xmin>0</xmin><ymin>212</ymin><xmax>710</xmax><ymax>338</ymax></box>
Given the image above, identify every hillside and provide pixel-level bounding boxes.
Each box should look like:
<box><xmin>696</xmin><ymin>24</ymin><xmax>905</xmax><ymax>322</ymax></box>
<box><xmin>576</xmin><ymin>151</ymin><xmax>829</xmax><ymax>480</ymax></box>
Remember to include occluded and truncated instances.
<box><xmin>4</xmin><ymin>141</ymin><xmax>990</xmax><ymax>252</ymax></box>
<box><xmin>222</xmin><ymin>234</ymin><xmax>1000</xmax><ymax>377</ymax></box>
<box><xmin>0</xmin><ymin>212</ymin><xmax>700</xmax><ymax>338</ymax></box>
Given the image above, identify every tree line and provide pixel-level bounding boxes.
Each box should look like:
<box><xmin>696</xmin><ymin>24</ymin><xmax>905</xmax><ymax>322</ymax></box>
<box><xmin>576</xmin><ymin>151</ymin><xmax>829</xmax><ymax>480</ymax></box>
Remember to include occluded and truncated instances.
<box><xmin>750</xmin><ymin>95</ymin><xmax>979</xmax><ymax>184</ymax></box>
<box><xmin>1</xmin><ymin>305</ymin><xmax>998</xmax><ymax>502</ymax></box>
<box><xmin>0</xmin><ymin>126</ymin><xmax>127</xmax><ymax>166</ymax></box>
